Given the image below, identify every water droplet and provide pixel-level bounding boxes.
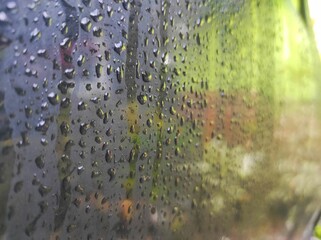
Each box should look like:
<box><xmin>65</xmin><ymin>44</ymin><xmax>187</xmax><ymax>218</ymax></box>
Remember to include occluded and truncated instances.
<box><xmin>14</xmin><ymin>181</ymin><xmax>23</xmax><ymax>193</ymax></box>
<box><xmin>90</xmin><ymin>9</ymin><xmax>103</xmax><ymax>22</ymax></box>
<box><xmin>78</xmin><ymin>101</ymin><xmax>87</xmax><ymax>111</ymax></box>
<box><xmin>60</xmin><ymin>122</ymin><xmax>70</xmax><ymax>136</ymax></box>
<box><xmin>96</xmin><ymin>108</ymin><xmax>104</xmax><ymax>119</ymax></box>
<box><xmin>61</xmin><ymin>97</ymin><xmax>71</xmax><ymax>108</ymax></box>
<box><xmin>14</xmin><ymin>87</ymin><xmax>25</xmax><ymax>96</ymax></box>
<box><xmin>170</xmin><ymin>106</ymin><xmax>176</xmax><ymax>115</ymax></box>
<box><xmin>35</xmin><ymin>119</ymin><xmax>49</xmax><ymax>133</ymax></box>
<box><xmin>0</xmin><ymin>11</ymin><xmax>9</xmax><ymax>23</ymax></box>
<box><xmin>142</xmin><ymin>71</ymin><xmax>152</xmax><ymax>82</ymax></box>
<box><xmin>30</xmin><ymin>28</ymin><xmax>41</xmax><ymax>42</ymax></box>
<box><xmin>77</xmin><ymin>166</ymin><xmax>85</xmax><ymax>175</ymax></box>
<box><xmin>60</xmin><ymin>22</ymin><xmax>68</xmax><ymax>35</ymax></box>
<box><xmin>42</xmin><ymin>11</ymin><xmax>51</xmax><ymax>26</ymax></box>
<box><xmin>146</xmin><ymin>118</ymin><xmax>153</xmax><ymax>128</ymax></box>
<box><xmin>80</xmin><ymin>17</ymin><xmax>92</xmax><ymax>32</ymax></box>
<box><xmin>37</xmin><ymin>49</ymin><xmax>47</xmax><ymax>58</ymax></box>
<box><xmin>60</xmin><ymin>38</ymin><xmax>71</xmax><ymax>49</ymax></box>
<box><xmin>105</xmin><ymin>150</ymin><xmax>113</xmax><ymax>163</ymax></box>
<box><xmin>95</xmin><ymin>63</ymin><xmax>102</xmax><ymax>78</ymax></box>
<box><xmin>85</xmin><ymin>83</ymin><xmax>92</xmax><ymax>91</ymax></box>
<box><xmin>40</xmin><ymin>138</ymin><xmax>48</xmax><ymax>146</ymax></box>
<box><xmin>107</xmin><ymin>5</ymin><xmax>113</xmax><ymax>17</ymax></box>
<box><xmin>116</xmin><ymin>67</ymin><xmax>123</xmax><ymax>83</ymax></box>
<box><xmin>64</xmin><ymin>68</ymin><xmax>75</xmax><ymax>79</ymax></box>
<box><xmin>107</xmin><ymin>168</ymin><xmax>116</xmax><ymax>181</ymax></box>
<box><xmin>82</xmin><ymin>0</ymin><xmax>91</xmax><ymax>7</ymax></box>
<box><xmin>35</xmin><ymin>155</ymin><xmax>45</xmax><ymax>169</ymax></box>
<box><xmin>80</xmin><ymin>123</ymin><xmax>90</xmax><ymax>135</ymax></box>
<box><xmin>107</xmin><ymin>64</ymin><xmax>112</xmax><ymax>75</ymax></box>
<box><xmin>115</xmin><ymin>89</ymin><xmax>124</xmax><ymax>94</ymax></box>
<box><xmin>77</xmin><ymin>55</ymin><xmax>85</xmax><ymax>66</ymax></box>
<box><xmin>106</xmin><ymin>128</ymin><xmax>112</xmax><ymax>136</ymax></box>
<box><xmin>91</xmin><ymin>171</ymin><xmax>101</xmax><ymax>178</ymax></box>
<box><xmin>67</xmin><ymin>224</ymin><xmax>77</xmax><ymax>233</ymax></box>
<box><xmin>38</xmin><ymin>184</ymin><xmax>52</xmax><ymax>197</ymax></box>
<box><xmin>137</xmin><ymin>94</ymin><xmax>148</xmax><ymax>105</ymax></box>
<box><xmin>47</xmin><ymin>92</ymin><xmax>59</xmax><ymax>105</ymax></box>
<box><xmin>6</xmin><ymin>2</ymin><xmax>17</xmax><ymax>11</ymax></box>
<box><xmin>24</xmin><ymin>106</ymin><xmax>32</xmax><ymax>118</ymax></box>
<box><xmin>114</xmin><ymin>41</ymin><xmax>125</xmax><ymax>55</ymax></box>
<box><xmin>93</xmin><ymin>26</ymin><xmax>102</xmax><ymax>37</ymax></box>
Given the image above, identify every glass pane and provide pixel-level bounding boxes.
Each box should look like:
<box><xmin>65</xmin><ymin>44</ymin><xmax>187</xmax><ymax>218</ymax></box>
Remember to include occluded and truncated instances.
<box><xmin>0</xmin><ymin>0</ymin><xmax>320</xmax><ymax>239</ymax></box>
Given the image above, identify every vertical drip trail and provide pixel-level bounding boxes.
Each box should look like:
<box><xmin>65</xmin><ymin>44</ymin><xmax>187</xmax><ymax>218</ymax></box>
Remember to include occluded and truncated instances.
<box><xmin>151</xmin><ymin>0</ymin><xmax>170</xmax><ymax>200</ymax></box>
<box><xmin>53</xmin><ymin>0</ymin><xmax>79</xmax><ymax>232</ymax></box>
<box><xmin>124</xmin><ymin>0</ymin><xmax>142</xmax><ymax>200</ymax></box>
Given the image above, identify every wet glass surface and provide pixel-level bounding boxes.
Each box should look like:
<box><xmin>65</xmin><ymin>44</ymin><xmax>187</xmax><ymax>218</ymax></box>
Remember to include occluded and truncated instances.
<box><xmin>0</xmin><ymin>0</ymin><xmax>321</xmax><ymax>239</ymax></box>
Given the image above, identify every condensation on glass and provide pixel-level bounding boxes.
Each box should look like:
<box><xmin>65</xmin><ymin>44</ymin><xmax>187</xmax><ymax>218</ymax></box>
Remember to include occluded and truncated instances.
<box><xmin>0</xmin><ymin>0</ymin><xmax>320</xmax><ymax>239</ymax></box>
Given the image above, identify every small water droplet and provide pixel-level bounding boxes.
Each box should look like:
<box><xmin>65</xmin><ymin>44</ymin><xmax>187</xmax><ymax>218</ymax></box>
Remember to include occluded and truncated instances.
<box><xmin>82</xmin><ymin>0</ymin><xmax>91</xmax><ymax>7</ymax></box>
<box><xmin>24</xmin><ymin>106</ymin><xmax>32</xmax><ymax>118</ymax></box>
<box><xmin>91</xmin><ymin>171</ymin><xmax>101</xmax><ymax>178</ymax></box>
<box><xmin>67</xmin><ymin>224</ymin><xmax>77</xmax><ymax>233</ymax></box>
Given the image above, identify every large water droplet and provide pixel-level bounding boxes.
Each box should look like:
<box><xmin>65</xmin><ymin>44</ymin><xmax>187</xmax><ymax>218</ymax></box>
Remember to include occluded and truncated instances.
<box><xmin>90</xmin><ymin>9</ymin><xmax>103</xmax><ymax>22</ymax></box>
<box><xmin>114</xmin><ymin>41</ymin><xmax>125</xmax><ymax>55</ymax></box>
<box><xmin>35</xmin><ymin>155</ymin><xmax>45</xmax><ymax>169</ymax></box>
<box><xmin>137</xmin><ymin>94</ymin><xmax>148</xmax><ymax>105</ymax></box>
<box><xmin>30</xmin><ymin>28</ymin><xmax>41</xmax><ymax>42</ymax></box>
<box><xmin>42</xmin><ymin>11</ymin><xmax>51</xmax><ymax>26</ymax></box>
<box><xmin>47</xmin><ymin>92</ymin><xmax>59</xmax><ymax>105</ymax></box>
<box><xmin>80</xmin><ymin>17</ymin><xmax>92</xmax><ymax>32</ymax></box>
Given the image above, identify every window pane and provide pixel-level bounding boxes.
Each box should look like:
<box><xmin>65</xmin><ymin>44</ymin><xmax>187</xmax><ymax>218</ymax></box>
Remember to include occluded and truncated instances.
<box><xmin>0</xmin><ymin>0</ymin><xmax>320</xmax><ymax>239</ymax></box>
